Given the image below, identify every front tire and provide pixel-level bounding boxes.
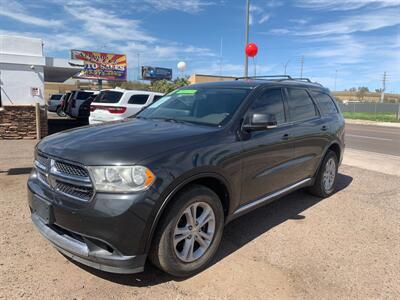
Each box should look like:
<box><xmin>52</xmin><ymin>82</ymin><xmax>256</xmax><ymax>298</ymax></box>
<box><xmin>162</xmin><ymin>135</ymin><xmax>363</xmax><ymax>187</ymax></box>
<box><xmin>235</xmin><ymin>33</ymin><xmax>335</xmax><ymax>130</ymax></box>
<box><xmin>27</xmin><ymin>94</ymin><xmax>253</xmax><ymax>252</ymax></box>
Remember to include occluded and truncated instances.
<box><xmin>308</xmin><ymin>150</ymin><xmax>338</xmax><ymax>197</ymax></box>
<box><xmin>149</xmin><ymin>185</ymin><xmax>224</xmax><ymax>277</ymax></box>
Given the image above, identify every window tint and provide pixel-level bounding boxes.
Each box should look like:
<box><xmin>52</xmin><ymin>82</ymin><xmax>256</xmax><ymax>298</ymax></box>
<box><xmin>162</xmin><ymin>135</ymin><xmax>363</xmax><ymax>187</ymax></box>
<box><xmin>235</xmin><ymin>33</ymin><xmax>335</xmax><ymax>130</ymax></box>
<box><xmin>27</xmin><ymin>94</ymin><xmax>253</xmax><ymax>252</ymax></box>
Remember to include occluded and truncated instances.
<box><xmin>93</xmin><ymin>91</ymin><xmax>123</xmax><ymax>103</ymax></box>
<box><xmin>50</xmin><ymin>94</ymin><xmax>62</xmax><ymax>100</ymax></box>
<box><xmin>311</xmin><ymin>92</ymin><xmax>338</xmax><ymax>115</ymax></box>
<box><xmin>153</xmin><ymin>95</ymin><xmax>163</xmax><ymax>102</ymax></box>
<box><xmin>76</xmin><ymin>91</ymin><xmax>94</xmax><ymax>100</ymax></box>
<box><xmin>249</xmin><ymin>88</ymin><xmax>285</xmax><ymax>124</ymax></box>
<box><xmin>286</xmin><ymin>88</ymin><xmax>317</xmax><ymax>122</ymax></box>
<box><xmin>128</xmin><ymin>94</ymin><xmax>149</xmax><ymax>105</ymax></box>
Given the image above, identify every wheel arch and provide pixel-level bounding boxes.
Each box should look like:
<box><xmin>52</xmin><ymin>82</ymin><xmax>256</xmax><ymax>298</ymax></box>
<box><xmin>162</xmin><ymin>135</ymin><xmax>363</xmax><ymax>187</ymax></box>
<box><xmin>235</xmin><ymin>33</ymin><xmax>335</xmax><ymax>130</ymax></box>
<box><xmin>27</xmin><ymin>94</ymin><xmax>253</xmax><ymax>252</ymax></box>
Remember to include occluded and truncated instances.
<box><xmin>144</xmin><ymin>172</ymin><xmax>232</xmax><ymax>253</ymax></box>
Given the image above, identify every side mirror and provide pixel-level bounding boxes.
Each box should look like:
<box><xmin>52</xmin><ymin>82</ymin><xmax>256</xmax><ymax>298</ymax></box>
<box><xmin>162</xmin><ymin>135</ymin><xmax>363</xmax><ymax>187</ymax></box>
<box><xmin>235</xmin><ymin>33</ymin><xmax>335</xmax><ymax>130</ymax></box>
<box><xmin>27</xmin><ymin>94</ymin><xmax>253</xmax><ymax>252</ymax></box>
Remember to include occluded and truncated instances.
<box><xmin>243</xmin><ymin>113</ymin><xmax>278</xmax><ymax>131</ymax></box>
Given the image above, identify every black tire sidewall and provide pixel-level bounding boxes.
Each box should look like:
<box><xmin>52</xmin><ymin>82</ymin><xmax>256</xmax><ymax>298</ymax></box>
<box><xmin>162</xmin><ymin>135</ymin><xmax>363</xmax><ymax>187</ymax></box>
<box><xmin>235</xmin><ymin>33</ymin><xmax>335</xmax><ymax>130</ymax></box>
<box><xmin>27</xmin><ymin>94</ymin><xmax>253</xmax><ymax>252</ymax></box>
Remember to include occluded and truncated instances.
<box><xmin>318</xmin><ymin>151</ymin><xmax>338</xmax><ymax>196</ymax></box>
<box><xmin>155</xmin><ymin>185</ymin><xmax>224</xmax><ymax>277</ymax></box>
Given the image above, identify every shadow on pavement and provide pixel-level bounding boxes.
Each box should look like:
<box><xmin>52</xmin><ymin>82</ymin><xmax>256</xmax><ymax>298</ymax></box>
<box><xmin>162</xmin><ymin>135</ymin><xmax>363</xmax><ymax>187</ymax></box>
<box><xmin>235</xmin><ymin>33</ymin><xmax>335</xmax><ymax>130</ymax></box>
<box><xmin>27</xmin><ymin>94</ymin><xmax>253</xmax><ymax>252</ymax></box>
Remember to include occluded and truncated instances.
<box><xmin>67</xmin><ymin>172</ymin><xmax>353</xmax><ymax>286</ymax></box>
<box><xmin>48</xmin><ymin>118</ymin><xmax>88</xmax><ymax>135</ymax></box>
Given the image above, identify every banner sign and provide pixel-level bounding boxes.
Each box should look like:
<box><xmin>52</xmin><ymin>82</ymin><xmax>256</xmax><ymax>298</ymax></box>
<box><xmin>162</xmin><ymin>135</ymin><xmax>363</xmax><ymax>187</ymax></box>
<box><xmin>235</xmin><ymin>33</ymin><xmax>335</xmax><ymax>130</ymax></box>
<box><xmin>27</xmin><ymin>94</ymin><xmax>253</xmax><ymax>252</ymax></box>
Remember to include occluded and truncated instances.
<box><xmin>142</xmin><ymin>66</ymin><xmax>172</xmax><ymax>80</ymax></box>
<box><xmin>71</xmin><ymin>49</ymin><xmax>127</xmax><ymax>81</ymax></box>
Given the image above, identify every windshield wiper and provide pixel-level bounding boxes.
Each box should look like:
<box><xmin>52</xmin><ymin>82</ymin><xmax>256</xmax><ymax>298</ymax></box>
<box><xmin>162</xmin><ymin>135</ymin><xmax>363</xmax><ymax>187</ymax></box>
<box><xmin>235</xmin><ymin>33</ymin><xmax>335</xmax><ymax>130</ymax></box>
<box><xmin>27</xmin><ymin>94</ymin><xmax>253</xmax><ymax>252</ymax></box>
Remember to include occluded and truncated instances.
<box><xmin>152</xmin><ymin>117</ymin><xmax>192</xmax><ymax>125</ymax></box>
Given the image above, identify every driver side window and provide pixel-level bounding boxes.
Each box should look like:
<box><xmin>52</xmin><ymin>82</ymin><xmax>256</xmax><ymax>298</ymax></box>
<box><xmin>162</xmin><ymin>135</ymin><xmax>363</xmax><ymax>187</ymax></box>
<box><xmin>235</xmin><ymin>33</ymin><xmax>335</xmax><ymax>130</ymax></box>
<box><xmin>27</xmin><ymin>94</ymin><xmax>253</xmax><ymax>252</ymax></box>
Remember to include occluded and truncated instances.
<box><xmin>248</xmin><ymin>88</ymin><xmax>286</xmax><ymax>125</ymax></box>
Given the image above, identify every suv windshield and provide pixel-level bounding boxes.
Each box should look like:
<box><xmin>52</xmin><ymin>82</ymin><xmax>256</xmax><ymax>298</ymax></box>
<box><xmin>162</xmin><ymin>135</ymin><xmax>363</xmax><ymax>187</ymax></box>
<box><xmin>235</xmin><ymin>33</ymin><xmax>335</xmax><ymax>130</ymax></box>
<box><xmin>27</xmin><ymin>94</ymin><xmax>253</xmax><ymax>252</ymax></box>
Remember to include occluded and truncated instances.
<box><xmin>138</xmin><ymin>88</ymin><xmax>250</xmax><ymax>126</ymax></box>
<box><xmin>93</xmin><ymin>91</ymin><xmax>123</xmax><ymax>104</ymax></box>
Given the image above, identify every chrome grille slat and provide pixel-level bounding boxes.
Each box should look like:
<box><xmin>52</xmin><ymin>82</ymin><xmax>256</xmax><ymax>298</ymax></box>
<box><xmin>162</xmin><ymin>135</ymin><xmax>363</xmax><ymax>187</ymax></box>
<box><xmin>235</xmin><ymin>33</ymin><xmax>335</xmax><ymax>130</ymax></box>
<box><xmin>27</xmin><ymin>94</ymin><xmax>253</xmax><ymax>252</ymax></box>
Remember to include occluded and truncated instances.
<box><xmin>34</xmin><ymin>154</ymin><xmax>94</xmax><ymax>202</ymax></box>
<box><xmin>54</xmin><ymin>161</ymin><xmax>89</xmax><ymax>178</ymax></box>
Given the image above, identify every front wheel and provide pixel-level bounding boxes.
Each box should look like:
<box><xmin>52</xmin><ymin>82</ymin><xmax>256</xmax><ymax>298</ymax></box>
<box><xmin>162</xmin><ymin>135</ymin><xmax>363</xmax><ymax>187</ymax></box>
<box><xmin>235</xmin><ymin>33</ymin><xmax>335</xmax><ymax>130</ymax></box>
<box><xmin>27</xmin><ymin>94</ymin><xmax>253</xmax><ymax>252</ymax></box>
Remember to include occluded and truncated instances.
<box><xmin>308</xmin><ymin>150</ymin><xmax>338</xmax><ymax>197</ymax></box>
<box><xmin>149</xmin><ymin>185</ymin><xmax>224</xmax><ymax>277</ymax></box>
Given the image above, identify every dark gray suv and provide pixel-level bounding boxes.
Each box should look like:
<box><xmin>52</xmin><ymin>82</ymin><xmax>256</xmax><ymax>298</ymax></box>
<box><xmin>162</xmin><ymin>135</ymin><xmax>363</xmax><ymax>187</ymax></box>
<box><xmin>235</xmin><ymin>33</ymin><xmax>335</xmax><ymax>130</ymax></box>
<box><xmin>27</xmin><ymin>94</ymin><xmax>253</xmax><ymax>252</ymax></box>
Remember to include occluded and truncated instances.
<box><xmin>28</xmin><ymin>76</ymin><xmax>345</xmax><ymax>277</ymax></box>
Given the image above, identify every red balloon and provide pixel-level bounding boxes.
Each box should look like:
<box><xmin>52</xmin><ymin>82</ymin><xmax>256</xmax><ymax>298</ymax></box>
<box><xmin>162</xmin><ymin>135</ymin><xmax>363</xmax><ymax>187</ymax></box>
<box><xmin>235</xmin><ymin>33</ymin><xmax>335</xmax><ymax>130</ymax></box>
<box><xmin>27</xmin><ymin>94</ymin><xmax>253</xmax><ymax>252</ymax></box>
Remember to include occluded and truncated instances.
<box><xmin>245</xmin><ymin>43</ymin><xmax>258</xmax><ymax>57</ymax></box>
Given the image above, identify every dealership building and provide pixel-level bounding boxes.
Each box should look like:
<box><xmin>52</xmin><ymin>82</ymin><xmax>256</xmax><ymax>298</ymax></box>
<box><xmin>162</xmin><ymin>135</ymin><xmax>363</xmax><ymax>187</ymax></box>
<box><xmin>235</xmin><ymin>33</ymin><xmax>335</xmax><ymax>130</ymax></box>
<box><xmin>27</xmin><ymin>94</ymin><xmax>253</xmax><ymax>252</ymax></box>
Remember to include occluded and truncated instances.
<box><xmin>0</xmin><ymin>35</ymin><xmax>82</xmax><ymax>139</ymax></box>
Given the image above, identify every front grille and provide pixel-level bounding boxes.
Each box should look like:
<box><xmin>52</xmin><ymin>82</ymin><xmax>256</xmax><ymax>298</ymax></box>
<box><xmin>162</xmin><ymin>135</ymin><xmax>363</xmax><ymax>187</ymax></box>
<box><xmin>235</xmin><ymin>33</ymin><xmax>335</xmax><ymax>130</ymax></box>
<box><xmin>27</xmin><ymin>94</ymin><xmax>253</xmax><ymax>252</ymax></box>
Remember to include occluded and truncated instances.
<box><xmin>54</xmin><ymin>161</ymin><xmax>89</xmax><ymax>178</ymax></box>
<box><xmin>37</xmin><ymin>154</ymin><xmax>49</xmax><ymax>168</ymax></box>
<box><xmin>55</xmin><ymin>181</ymin><xmax>93</xmax><ymax>201</ymax></box>
<box><xmin>34</xmin><ymin>153</ymin><xmax>94</xmax><ymax>202</ymax></box>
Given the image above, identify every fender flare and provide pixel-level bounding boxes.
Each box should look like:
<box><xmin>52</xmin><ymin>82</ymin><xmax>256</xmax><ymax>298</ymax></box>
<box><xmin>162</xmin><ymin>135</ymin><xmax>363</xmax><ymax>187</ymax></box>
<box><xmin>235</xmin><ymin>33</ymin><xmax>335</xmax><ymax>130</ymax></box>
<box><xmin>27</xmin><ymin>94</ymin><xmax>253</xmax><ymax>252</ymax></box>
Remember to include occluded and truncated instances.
<box><xmin>144</xmin><ymin>171</ymin><xmax>232</xmax><ymax>253</ymax></box>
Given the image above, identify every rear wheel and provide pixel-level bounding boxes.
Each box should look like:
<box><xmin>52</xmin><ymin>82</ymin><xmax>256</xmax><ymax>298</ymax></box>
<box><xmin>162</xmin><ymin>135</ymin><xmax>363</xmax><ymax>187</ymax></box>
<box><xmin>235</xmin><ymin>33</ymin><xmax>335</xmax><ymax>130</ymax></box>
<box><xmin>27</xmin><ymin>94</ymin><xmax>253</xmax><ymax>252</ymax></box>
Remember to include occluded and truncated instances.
<box><xmin>308</xmin><ymin>150</ymin><xmax>338</xmax><ymax>197</ymax></box>
<box><xmin>149</xmin><ymin>185</ymin><xmax>224</xmax><ymax>277</ymax></box>
<box><xmin>56</xmin><ymin>106</ymin><xmax>66</xmax><ymax>117</ymax></box>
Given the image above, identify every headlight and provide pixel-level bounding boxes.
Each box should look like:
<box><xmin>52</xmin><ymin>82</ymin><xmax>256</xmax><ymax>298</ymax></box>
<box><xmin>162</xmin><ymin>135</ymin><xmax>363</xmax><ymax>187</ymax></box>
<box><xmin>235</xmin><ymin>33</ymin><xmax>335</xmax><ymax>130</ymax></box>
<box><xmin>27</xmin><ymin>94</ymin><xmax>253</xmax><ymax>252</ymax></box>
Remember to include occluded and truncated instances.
<box><xmin>88</xmin><ymin>166</ymin><xmax>155</xmax><ymax>192</ymax></box>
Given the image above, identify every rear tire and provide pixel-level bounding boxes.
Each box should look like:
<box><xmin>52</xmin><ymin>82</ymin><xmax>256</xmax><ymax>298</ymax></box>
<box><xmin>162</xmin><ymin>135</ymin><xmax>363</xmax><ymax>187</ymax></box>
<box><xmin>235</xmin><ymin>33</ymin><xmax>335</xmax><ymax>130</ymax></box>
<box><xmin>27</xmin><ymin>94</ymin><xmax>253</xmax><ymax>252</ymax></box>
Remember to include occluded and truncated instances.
<box><xmin>308</xmin><ymin>150</ymin><xmax>338</xmax><ymax>198</ymax></box>
<box><xmin>149</xmin><ymin>185</ymin><xmax>224</xmax><ymax>277</ymax></box>
<box><xmin>56</xmin><ymin>106</ymin><xmax>66</xmax><ymax>117</ymax></box>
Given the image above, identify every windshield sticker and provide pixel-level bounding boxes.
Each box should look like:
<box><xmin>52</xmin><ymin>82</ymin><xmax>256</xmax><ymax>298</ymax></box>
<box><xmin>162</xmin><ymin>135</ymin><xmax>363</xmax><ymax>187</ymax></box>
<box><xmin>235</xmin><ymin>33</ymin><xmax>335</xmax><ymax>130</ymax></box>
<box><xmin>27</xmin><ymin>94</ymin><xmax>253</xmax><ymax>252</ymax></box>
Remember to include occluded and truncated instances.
<box><xmin>176</xmin><ymin>89</ymin><xmax>198</xmax><ymax>95</ymax></box>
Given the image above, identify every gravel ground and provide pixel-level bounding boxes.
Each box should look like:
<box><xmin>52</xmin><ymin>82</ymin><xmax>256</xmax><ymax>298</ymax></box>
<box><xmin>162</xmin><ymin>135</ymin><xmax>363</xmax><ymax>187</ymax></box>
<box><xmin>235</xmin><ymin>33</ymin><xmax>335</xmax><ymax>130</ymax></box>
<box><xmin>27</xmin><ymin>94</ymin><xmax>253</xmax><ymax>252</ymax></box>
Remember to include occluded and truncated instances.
<box><xmin>0</xmin><ymin>140</ymin><xmax>399</xmax><ymax>299</ymax></box>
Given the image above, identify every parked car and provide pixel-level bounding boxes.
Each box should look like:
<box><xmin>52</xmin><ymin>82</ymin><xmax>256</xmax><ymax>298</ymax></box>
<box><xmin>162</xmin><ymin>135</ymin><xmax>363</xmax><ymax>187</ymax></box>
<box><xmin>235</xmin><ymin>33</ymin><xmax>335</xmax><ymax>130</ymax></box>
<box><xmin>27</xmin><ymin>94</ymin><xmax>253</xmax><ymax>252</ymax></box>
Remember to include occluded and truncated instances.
<box><xmin>65</xmin><ymin>90</ymin><xmax>95</xmax><ymax>119</ymax></box>
<box><xmin>47</xmin><ymin>94</ymin><xmax>64</xmax><ymax>114</ymax></box>
<box><xmin>89</xmin><ymin>89</ymin><xmax>164</xmax><ymax>124</ymax></box>
<box><xmin>77</xmin><ymin>91</ymin><xmax>99</xmax><ymax>119</ymax></box>
<box><xmin>28</xmin><ymin>76</ymin><xmax>345</xmax><ymax>277</ymax></box>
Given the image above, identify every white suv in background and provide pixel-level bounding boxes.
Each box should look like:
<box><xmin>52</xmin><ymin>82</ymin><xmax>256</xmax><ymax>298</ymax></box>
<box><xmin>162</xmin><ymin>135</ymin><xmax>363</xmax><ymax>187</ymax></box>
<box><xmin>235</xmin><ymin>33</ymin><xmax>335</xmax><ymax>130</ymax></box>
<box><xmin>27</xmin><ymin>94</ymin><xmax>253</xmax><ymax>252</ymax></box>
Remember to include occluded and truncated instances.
<box><xmin>89</xmin><ymin>89</ymin><xmax>164</xmax><ymax>124</ymax></box>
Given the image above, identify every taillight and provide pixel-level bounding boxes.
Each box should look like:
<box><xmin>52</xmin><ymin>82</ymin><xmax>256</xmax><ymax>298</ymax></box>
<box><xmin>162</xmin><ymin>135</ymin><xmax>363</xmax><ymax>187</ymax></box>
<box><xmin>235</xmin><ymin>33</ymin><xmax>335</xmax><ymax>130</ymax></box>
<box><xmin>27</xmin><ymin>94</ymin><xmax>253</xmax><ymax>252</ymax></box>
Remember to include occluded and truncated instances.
<box><xmin>90</xmin><ymin>105</ymin><xmax>96</xmax><ymax>112</ymax></box>
<box><xmin>107</xmin><ymin>107</ymin><xmax>127</xmax><ymax>114</ymax></box>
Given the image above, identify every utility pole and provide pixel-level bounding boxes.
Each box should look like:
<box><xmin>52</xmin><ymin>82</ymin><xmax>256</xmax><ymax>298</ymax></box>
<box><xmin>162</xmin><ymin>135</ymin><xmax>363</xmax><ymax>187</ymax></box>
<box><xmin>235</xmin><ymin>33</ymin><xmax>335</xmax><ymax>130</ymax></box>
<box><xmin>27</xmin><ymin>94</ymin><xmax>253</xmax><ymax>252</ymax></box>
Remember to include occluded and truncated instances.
<box><xmin>300</xmin><ymin>56</ymin><xmax>304</xmax><ymax>78</ymax></box>
<box><xmin>219</xmin><ymin>37</ymin><xmax>223</xmax><ymax>77</ymax></box>
<box><xmin>137</xmin><ymin>53</ymin><xmax>140</xmax><ymax>81</ymax></box>
<box><xmin>334</xmin><ymin>70</ymin><xmax>338</xmax><ymax>91</ymax></box>
<box><xmin>244</xmin><ymin>0</ymin><xmax>250</xmax><ymax>77</ymax></box>
<box><xmin>380</xmin><ymin>71</ymin><xmax>387</xmax><ymax>103</ymax></box>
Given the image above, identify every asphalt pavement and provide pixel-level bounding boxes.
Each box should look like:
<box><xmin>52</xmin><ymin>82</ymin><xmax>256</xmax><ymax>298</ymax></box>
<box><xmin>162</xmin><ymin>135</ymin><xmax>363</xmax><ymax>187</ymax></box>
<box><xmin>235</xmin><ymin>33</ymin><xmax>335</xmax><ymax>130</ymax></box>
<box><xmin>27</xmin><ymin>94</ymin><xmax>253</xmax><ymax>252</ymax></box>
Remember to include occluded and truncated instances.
<box><xmin>345</xmin><ymin>123</ymin><xmax>400</xmax><ymax>156</ymax></box>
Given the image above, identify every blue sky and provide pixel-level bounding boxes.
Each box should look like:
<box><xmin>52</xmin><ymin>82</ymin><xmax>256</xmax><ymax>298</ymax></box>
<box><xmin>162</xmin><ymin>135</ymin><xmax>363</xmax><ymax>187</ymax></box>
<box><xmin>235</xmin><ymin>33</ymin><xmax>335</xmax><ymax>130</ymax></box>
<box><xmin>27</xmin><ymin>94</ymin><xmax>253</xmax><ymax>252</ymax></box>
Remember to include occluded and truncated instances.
<box><xmin>1</xmin><ymin>0</ymin><xmax>399</xmax><ymax>92</ymax></box>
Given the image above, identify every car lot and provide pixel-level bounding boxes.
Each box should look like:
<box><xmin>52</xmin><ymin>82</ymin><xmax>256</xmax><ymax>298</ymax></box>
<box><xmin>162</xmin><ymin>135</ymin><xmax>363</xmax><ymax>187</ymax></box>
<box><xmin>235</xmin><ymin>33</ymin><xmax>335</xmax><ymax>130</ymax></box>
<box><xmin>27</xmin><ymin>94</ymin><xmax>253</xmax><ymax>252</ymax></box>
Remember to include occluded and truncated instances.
<box><xmin>1</xmin><ymin>124</ymin><xmax>399</xmax><ymax>299</ymax></box>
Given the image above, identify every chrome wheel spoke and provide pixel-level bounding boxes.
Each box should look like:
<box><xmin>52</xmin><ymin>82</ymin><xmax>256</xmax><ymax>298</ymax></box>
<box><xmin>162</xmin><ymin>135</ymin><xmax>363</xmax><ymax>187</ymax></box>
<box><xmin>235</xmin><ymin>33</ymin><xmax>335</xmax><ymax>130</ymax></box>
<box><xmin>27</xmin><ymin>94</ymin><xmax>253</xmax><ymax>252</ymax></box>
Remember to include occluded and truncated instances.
<box><xmin>323</xmin><ymin>157</ymin><xmax>336</xmax><ymax>191</ymax></box>
<box><xmin>173</xmin><ymin>201</ymin><xmax>216</xmax><ymax>263</ymax></box>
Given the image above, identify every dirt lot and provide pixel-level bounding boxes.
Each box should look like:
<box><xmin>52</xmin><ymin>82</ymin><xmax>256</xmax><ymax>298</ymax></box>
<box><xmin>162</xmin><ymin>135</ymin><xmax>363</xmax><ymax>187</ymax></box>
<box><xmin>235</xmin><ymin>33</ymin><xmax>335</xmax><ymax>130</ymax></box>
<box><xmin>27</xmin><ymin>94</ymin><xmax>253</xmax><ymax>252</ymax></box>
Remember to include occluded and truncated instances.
<box><xmin>1</xmin><ymin>140</ymin><xmax>399</xmax><ymax>299</ymax></box>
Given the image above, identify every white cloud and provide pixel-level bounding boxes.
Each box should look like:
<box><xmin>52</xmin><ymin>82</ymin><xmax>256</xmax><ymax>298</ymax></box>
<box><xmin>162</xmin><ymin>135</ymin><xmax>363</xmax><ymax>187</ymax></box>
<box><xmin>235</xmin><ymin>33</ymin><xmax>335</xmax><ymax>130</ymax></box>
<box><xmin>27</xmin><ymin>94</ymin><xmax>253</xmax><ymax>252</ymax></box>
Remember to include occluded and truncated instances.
<box><xmin>259</xmin><ymin>14</ymin><xmax>271</xmax><ymax>24</ymax></box>
<box><xmin>297</xmin><ymin>8</ymin><xmax>400</xmax><ymax>36</ymax></box>
<box><xmin>63</xmin><ymin>5</ymin><xmax>156</xmax><ymax>43</ymax></box>
<box><xmin>141</xmin><ymin>0</ymin><xmax>214</xmax><ymax>13</ymax></box>
<box><xmin>295</xmin><ymin>0</ymin><xmax>400</xmax><ymax>10</ymax></box>
<box><xmin>0</xmin><ymin>0</ymin><xmax>62</xmax><ymax>27</ymax></box>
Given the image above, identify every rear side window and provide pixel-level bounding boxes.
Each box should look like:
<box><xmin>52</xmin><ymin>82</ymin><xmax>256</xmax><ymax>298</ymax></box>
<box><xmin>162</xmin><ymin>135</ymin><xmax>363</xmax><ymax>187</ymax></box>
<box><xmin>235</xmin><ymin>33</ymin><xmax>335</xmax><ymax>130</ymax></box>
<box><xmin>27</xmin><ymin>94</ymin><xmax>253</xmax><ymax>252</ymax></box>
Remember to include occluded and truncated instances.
<box><xmin>128</xmin><ymin>94</ymin><xmax>149</xmax><ymax>105</ymax></box>
<box><xmin>286</xmin><ymin>88</ymin><xmax>317</xmax><ymax>122</ymax></box>
<box><xmin>50</xmin><ymin>94</ymin><xmax>62</xmax><ymax>100</ymax></box>
<box><xmin>248</xmin><ymin>88</ymin><xmax>286</xmax><ymax>125</ymax></box>
<box><xmin>153</xmin><ymin>95</ymin><xmax>163</xmax><ymax>102</ymax></box>
<box><xmin>76</xmin><ymin>91</ymin><xmax>94</xmax><ymax>100</ymax></box>
<box><xmin>311</xmin><ymin>92</ymin><xmax>338</xmax><ymax>115</ymax></box>
<box><xmin>93</xmin><ymin>91</ymin><xmax>123</xmax><ymax>103</ymax></box>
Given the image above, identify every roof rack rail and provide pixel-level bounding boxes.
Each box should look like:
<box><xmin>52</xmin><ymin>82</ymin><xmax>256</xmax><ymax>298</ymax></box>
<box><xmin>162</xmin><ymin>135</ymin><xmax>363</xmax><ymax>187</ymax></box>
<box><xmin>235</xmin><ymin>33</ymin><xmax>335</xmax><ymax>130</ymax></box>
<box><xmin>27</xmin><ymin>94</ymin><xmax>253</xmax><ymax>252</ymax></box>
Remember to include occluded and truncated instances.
<box><xmin>292</xmin><ymin>77</ymin><xmax>312</xmax><ymax>83</ymax></box>
<box><xmin>235</xmin><ymin>75</ymin><xmax>293</xmax><ymax>80</ymax></box>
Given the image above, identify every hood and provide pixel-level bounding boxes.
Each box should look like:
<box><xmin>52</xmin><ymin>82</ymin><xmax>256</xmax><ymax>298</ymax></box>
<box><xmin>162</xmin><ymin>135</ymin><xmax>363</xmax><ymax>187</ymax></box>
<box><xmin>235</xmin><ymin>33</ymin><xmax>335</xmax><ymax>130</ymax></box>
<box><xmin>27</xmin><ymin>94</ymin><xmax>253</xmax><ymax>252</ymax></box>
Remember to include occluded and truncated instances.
<box><xmin>37</xmin><ymin>118</ymin><xmax>217</xmax><ymax>166</ymax></box>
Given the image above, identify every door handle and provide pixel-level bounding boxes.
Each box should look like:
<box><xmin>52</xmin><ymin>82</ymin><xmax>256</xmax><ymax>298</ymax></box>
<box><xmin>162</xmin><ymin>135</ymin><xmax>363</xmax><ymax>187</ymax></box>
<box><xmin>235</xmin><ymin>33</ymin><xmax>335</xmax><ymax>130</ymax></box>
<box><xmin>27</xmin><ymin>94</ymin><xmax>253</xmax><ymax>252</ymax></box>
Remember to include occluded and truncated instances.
<box><xmin>281</xmin><ymin>133</ymin><xmax>290</xmax><ymax>140</ymax></box>
<box><xmin>321</xmin><ymin>125</ymin><xmax>328</xmax><ymax>131</ymax></box>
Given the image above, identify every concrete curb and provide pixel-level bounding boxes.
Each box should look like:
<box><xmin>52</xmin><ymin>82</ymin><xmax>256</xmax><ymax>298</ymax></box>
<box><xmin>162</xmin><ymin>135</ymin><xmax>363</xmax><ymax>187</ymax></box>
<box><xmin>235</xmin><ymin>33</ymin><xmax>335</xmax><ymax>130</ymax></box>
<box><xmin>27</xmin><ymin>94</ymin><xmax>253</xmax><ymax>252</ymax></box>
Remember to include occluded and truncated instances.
<box><xmin>345</xmin><ymin>119</ymin><xmax>400</xmax><ymax>128</ymax></box>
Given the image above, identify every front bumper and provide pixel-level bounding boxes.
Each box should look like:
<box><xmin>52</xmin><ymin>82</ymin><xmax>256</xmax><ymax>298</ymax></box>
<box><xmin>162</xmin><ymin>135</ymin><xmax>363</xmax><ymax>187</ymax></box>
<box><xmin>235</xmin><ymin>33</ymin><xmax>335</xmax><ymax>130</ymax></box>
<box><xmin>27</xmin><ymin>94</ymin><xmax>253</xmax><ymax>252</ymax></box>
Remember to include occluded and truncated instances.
<box><xmin>31</xmin><ymin>213</ymin><xmax>146</xmax><ymax>273</ymax></box>
<box><xmin>28</xmin><ymin>172</ymin><xmax>161</xmax><ymax>274</ymax></box>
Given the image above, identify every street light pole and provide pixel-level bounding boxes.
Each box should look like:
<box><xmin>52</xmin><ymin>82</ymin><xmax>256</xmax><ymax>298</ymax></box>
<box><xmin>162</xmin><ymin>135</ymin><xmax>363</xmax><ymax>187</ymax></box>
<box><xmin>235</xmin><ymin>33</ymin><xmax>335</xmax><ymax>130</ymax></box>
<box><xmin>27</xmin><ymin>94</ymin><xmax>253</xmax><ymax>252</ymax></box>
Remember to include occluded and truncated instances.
<box><xmin>284</xmin><ymin>60</ymin><xmax>290</xmax><ymax>76</ymax></box>
<box><xmin>244</xmin><ymin>0</ymin><xmax>250</xmax><ymax>77</ymax></box>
